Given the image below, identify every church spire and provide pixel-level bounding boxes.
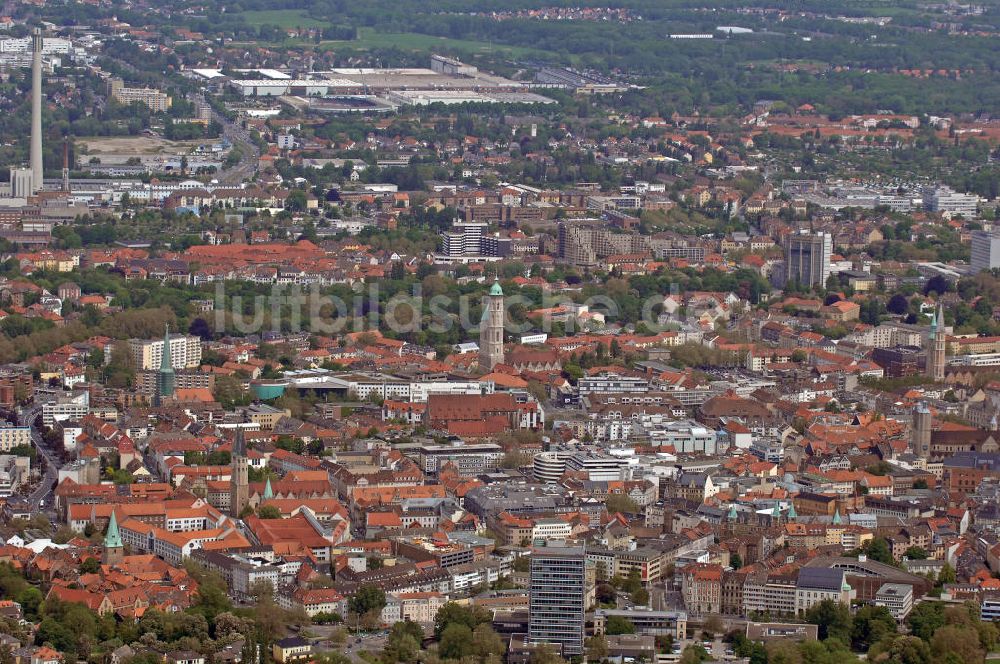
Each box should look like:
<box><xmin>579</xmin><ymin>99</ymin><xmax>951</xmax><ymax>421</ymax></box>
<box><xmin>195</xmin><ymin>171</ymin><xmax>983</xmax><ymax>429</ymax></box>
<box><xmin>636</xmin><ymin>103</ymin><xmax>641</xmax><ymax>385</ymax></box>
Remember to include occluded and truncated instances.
<box><xmin>103</xmin><ymin>510</ymin><xmax>124</xmax><ymax>564</ymax></box>
<box><xmin>233</xmin><ymin>424</ymin><xmax>246</xmax><ymax>457</ymax></box>
<box><xmin>105</xmin><ymin>510</ymin><xmax>122</xmax><ymax>548</ymax></box>
<box><xmin>155</xmin><ymin>324</ymin><xmax>175</xmax><ymax>405</ymax></box>
<box><xmin>160</xmin><ymin>324</ymin><xmax>172</xmax><ymax>371</ymax></box>
<box><xmin>926</xmin><ymin>303</ymin><xmax>946</xmax><ymax>382</ymax></box>
<box><xmin>230</xmin><ymin>422</ymin><xmax>250</xmax><ymax>518</ymax></box>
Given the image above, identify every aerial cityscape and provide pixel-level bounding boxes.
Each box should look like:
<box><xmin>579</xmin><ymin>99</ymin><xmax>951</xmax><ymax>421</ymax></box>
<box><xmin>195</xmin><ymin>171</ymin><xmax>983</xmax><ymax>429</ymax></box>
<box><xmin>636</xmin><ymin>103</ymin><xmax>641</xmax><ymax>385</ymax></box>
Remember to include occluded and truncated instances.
<box><xmin>0</xmin><ymin>2</ymin><xmax>996</xmax><ymax>664</ymax></box>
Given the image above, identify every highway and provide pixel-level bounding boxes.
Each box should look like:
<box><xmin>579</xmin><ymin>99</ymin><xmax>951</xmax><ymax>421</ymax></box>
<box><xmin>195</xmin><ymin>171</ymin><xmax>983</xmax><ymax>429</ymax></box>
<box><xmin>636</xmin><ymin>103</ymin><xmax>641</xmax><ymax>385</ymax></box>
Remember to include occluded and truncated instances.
<box><xmin>207</xmin><ymin>98</ymin><xmax>260</xmax><ymax>185</ymax></box>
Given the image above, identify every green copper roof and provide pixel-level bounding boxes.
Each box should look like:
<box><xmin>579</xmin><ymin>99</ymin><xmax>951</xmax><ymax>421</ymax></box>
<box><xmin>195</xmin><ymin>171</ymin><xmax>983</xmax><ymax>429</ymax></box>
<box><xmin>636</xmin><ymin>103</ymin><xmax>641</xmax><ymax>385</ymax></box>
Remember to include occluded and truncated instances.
<box><xmin>772</xmin><ymin>503</ymin><xmax>781</xmax><ymax>518</ymax></box>
<box><xmin>263</xmin><ymin>476</ymin><xmax>273</xmax><ymax>500</ymax></box>
<box><xmin>489</xmin><ymin>280</ymin><xmax>503</xmax><ymax>297</ymax></box>
<box><xmin>788</xmin><ymin>502</ymin><xmax>797</xmax><ymax>519</ymax></box>
<box><xmin>832</xmin><ymin>507</ymin><xmax>842</xmax><ymax>525</ymax></box>
<box><xmin>728</xmin><ymin>504</ymin><xmax>737</xmax><ymax>520</ymax></box>
<box><xmin>105</xmin><ymin>510</ymin><xmax>123</xmax><ymax>549</ymax></box>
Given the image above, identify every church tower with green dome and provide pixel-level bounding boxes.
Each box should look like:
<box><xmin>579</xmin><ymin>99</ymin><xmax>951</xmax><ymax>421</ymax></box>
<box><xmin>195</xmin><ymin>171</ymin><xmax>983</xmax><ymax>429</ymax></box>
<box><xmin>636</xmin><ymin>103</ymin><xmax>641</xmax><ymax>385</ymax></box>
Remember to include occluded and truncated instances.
<box><xmin>480</xmin><ymin>279</ymin><xmax>505</xmax><ymax>370</ymax></box>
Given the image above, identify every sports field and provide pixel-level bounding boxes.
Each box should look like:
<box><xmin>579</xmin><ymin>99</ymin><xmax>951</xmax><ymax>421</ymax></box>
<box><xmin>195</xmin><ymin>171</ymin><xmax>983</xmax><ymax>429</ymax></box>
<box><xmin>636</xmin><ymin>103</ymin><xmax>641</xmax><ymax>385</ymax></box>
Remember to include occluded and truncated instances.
<box><xmin>238</xmin><ymin>9</ymin><xmax>326</xmax><ymax>29</ymax></box>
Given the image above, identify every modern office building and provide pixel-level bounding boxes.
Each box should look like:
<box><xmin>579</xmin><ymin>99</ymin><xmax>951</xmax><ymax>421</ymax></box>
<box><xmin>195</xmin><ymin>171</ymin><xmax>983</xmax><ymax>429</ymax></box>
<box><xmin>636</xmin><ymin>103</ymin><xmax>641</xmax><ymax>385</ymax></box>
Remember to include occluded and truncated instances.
<box><xmin>924</xmin><ymin>185</ymin><xmax>978</xmax><ymax>218</ymax></box>
<box><xmin>415</xmin><ymin>442</ymin><xmax>505</xmax><ymax>476</ymax></box>
<box><xmin>970</xmin><ymin>230</ymin><xmax>1000</xmax><ymax>273</ymax></box>
<box><xmin>578</xmin><ymin>373</ymin><xmax>649</xmax><ymax>396</ymax></box>
<box><xmin>874</xmin><ymin>583</ymin><xmax>913</xmax><ymax>622</ymax></box>
<box><xmin>785</xmin><ymin>230</ymin><xmax>832</xmax><ymax>288</ymax></box>
<box><xmin>983</xmin><ymin>593</ymin><xmax>1000</xmax><ymax>622</ymax></box>
<box><xmin>529</xmin><ymin>544</ymin><xmax>586</xmax><ymax>657</ymax></box>
<box><xmin>564</xmin><ymin>452</ymin><xmax>630</xmax><ymax>482</ymax></box>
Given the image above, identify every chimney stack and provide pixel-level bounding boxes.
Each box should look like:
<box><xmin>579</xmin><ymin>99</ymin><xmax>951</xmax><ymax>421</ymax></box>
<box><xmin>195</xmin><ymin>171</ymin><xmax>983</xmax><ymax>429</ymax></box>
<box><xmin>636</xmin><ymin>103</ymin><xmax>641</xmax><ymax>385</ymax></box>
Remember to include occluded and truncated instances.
<box><xmin>62</xmin><ymin>139</ymin><xmax>69</xmax><ymax>193</ymax></box>
<box><xmin>30</xmin><ymin>28</ymin><xmax>43</xmax><ymax>194</ymax></box>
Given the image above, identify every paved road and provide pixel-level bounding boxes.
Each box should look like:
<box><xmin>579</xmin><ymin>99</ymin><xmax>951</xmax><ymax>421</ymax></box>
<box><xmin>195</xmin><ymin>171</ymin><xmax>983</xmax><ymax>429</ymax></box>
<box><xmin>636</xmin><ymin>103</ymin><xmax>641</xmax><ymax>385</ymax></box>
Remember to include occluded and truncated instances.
<box><xmin>20</xmin><ymin>405</ymin><xmax>59</xmax><ymax>512</ymax></box>
<box><xmin>210</xmin><ymin>103</ymin><xmax>260</xmax><ymax>185</ymax></box>
<box><xmin>310</xmin><ymin>626</ymin><xmax>389</xmax><ymax>663</ymax></box>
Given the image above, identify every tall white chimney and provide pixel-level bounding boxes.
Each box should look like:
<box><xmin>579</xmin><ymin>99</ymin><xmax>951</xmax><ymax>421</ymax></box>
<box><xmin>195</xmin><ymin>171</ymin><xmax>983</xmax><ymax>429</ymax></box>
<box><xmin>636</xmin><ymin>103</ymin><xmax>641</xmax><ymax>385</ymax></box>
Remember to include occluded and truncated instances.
<box><xmin>30</xmin><ymin>28</ymin><xmax>43</xmax><ymax>194</ymax></box>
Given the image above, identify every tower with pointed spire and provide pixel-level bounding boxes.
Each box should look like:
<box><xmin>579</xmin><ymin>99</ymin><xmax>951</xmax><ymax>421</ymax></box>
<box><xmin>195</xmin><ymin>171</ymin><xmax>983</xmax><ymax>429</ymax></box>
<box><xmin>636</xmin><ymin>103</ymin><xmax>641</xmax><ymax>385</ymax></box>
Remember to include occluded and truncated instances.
<box><xmin>155</xmin><ymin>325</ymin><xmax>175</xmax><ymax>406</ymax></box>
<box><xmin>230</xmin><ymin>425</ymin><xmax>249</xmax><ymax>518</ymax></box>
<box><xmin>103</xmin><ymin>510</ymin><xmax>124</xmax><ymax>564</ymax></box>
<box><xmin>926</xmin><ymin>304</ymin><xmax>946</xmax><ymax>382</ymax></box>
<box><xmin>479</xmin><ymin>279</ymin><xmax>505</xmax><ymax>370</ymax></box>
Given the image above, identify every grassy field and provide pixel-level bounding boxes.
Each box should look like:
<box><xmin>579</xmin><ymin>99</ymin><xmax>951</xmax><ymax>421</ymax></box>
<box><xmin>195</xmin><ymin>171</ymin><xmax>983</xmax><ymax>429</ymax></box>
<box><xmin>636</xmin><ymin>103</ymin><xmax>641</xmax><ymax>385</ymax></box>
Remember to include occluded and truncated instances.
<box><xmin>227</xmin><ymin>22</ymin><xmax>555</xmax><ymax>60</ymax></box>
<box><xmin>237</xmin><ymin>9</ymin><xmax>327</xmax><ymax>29</ymax></box>
<box><xmin>323</xmin><ymin>27</ymin><xmax>546</xmax><ymax>58</ymax></box>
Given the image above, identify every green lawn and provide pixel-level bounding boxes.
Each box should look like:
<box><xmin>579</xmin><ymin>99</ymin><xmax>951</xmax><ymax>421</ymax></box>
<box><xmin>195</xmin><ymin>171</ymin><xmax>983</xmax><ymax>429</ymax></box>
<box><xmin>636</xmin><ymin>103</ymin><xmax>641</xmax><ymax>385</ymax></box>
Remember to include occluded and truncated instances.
<box><xmin>228</xmin><ymin>22</ymin><xmax>556</xmax><ymax>60</ymax></box>
<box><xmin>324</xmin><ymin>27</ymin><xmax>548</xmax><ymax>59</ymax></box>
<box><xmin>237</xmin><ymin>9</ymin><xmax>326</xmax><ymax>29</ymax></box>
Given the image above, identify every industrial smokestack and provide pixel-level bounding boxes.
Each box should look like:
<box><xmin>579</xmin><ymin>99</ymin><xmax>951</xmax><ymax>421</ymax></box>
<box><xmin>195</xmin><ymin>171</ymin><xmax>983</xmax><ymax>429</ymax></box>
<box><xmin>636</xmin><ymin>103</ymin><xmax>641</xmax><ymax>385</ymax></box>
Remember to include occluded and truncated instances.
<box><xmin>62</xmin><ymin>139</ymin><xmax>69</xmax><ymax>193</ymax></box>
<box><xmin>30</xmin><ymin>28</ymin><xmax>43</xmax><ymax>195</ymax></box>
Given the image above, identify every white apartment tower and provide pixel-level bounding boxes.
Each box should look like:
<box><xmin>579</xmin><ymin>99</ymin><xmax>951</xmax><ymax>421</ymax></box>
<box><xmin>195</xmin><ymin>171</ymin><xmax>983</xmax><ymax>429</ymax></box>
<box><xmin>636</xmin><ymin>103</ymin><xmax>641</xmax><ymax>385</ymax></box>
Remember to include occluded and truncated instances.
<box><xmin>129</xmin><ymin>334</ymin><xmax>202</xmax><ymax>371</ymax></box>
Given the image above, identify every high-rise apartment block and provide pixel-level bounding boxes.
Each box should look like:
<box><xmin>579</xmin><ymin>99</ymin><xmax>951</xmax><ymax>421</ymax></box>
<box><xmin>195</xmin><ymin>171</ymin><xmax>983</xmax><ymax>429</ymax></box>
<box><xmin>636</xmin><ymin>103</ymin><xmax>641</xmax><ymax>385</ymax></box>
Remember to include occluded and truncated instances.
<box><xmin>109</xmin><ymin>78</ymin><xmax>172</xmax><ymax>112</ymax></box>
<box><xmin>529</xmin><ymin>544</ymin><xmax>586</xmax><ymax>657</ymax></box>
<box><xmin>557</xmin><ymin>221</ymin><xmax>649</xmax><ymax>268</ymax></box>
<box><xmin>970</xmin><ymin>230</ymin><xmax>1000</xmax><ymax>273</ymax></box>
<box><xmin>785</xmin><ymin>230</ymin><xmax>832</xmax><ymax>288</ymax></box>
<box><xmin>440</xmin><ymin>222</ymin><xmax>512</xmax><ymax>259</ymax></box>
<box><xmin>129</xmin><ymin>334</ymin><xmax>202</xmax><ymax>371</ymax></box>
